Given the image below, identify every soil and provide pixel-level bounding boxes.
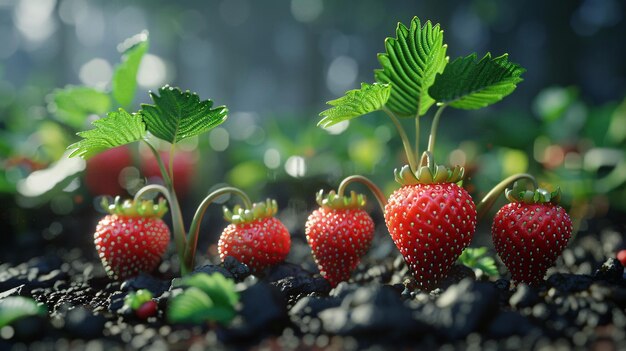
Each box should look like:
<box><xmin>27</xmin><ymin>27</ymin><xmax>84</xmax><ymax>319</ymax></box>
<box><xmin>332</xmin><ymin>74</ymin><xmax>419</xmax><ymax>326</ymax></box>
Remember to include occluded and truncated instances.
<box><xmin>1</xmin><ymin>218</ymin><xmax>625</xmax><ymax>350</ymax></box>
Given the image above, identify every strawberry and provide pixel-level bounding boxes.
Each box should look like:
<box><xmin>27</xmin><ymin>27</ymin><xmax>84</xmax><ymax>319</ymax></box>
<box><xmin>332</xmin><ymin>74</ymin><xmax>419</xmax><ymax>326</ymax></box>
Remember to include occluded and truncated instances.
<box><xmin>218</xmin><ymin>199</ymin><xmax>291</xmax><ymax>273</ymax></box>
<box><xmin>85</xmin><ymin>146</ymin><xmax>134</xmax><ymax>196</ymax></box>
<box><xmin>618</xmin><ymin>250</ymin><xmax>626</xmax><ymax>267</ymax></box>
<box><xmin>94</xmin><ymin>197</ymin><xmax>171</xmax><ymax>280</ymax></box>
<box><xmin>384</xmin><ymin>163</ymin><xmax>477</xmax><ymax>291</ymax></box>
<box><xmin>305</xmin><ymin>190</ymin><xmax>375</xmax><ymax>287</ymax></box>
<box><xmin>135</xmin><ymin>300</ymin><xmax>158</xmax><ymax>319</ymax></box>
<box><xmin>492</xmin><ymin>187</ymin><xmax>572</xmax><ymax>285</ymax></box>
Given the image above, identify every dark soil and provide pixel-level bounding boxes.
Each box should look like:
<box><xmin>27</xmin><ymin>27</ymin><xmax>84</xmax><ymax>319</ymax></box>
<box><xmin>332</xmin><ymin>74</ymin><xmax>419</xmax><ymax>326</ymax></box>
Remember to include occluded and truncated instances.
<box><xmin>1</xmin><ymin>225</ymin><xmax>625</xmax><ymax>350</ymax></box>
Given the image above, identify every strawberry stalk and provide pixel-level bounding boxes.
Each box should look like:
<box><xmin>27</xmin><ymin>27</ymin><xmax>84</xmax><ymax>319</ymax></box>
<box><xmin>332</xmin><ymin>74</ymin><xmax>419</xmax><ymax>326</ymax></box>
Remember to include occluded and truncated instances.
<box><xmin>184</xmin><ymin>187</ymin><xmax>252</xmax><ymax>270</ymax></box>
<box><xmin>427</xmin><ymin>104</ymin><xmax>447</xmax><ymax>154</ymax></box>
<box><xmin>383</xmin><ymin>106</ymin><xmax>418</xmax><ymax>173</ymax></box>
<box><xmin>336</xmin><ymin>175</ymin><xmax>387</xmax><ymax>214</ymax></box>
<box><xmin>475</xmin><ymin>173</ymin><xmax>538</xmax><ymax>222</ymax></box>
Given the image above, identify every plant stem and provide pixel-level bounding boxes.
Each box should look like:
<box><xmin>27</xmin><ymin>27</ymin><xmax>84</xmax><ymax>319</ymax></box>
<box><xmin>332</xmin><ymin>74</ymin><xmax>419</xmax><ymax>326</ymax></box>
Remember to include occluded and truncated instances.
<box><xmin>168</xmin><ymin>143</ymin><xmax>176</xmax><ymax>186</ymax></box>
<box><xmin>142</xmin><ymin>140</ymin><xmax>189</xmax><ymax>274</ymax></box>
<box><xmin>415</xmin><ymin>117</ymin><xmax>420</xmax><ymax>163</ymax></box>
<box><xmin>337</xmin><ymin>175</ymin><xmax>388</xmax><ymax>213</ymax></box>
<box><xmin>383</xmin><ymin>107</ymin><xmax>417</xmax><ymax>173</ymax></box>
<box><xmin>183</xmin><ymin>187</ymin><xmax>253</xmax><ymax>271</ymax></box>
<box><xmin>476</xmin><ymin>173</ymin><xmax>538</xmax><ymax>222</ymax></box>
<box><xmin>427</xmin><ymin>104</ymin><xmax>447</xmax><ymax>154</ymax></box>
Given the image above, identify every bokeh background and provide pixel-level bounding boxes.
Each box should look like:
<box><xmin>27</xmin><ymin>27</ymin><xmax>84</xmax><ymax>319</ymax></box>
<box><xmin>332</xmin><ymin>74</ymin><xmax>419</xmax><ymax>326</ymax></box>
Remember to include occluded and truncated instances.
<box><xmin>1</xmin><ymin>0</ymin><xmax>625</xmax><ymax>264</ymax></box>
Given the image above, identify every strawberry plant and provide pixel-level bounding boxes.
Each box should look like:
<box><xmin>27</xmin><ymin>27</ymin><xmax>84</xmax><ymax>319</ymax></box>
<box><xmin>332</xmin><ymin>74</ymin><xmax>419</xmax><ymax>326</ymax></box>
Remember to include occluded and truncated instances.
<box><xmin>317</xmin><ymin>17</ymin><xmax>572</xmax><ymax>289</ymax></box>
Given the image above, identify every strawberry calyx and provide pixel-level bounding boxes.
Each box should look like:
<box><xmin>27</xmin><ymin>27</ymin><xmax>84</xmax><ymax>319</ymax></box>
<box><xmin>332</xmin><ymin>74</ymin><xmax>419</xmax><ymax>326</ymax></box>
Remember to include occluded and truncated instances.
<box><xmin>394</xmin><ymin>151</ymin><xmax>465</xmax><ymax>186</ymax></box>
<box><xmin>223</xmin><ymin>199</ymin><xmax>278</xmax><ymax>224</ymax></box>
<box><xmin>316</xmin><ymin>189</ymin><xmax>367</xmax><ymax>210</ymax></box>
<box><xmin>505</xmin><ymin>185</ymin><xmax>562</xmax><ymax>205</ymax></box>
<box><xmin>101</xmin><ymin>196</ymin><xmax>168</xmax><ymax>218</ymax></box>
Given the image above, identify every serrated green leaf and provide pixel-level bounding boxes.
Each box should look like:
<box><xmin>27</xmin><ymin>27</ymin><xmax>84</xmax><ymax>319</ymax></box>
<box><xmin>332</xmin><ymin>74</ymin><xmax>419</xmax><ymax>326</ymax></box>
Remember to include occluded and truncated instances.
<box><xmin>429</xmin><ymin>53</ymin><xmax>525</xmax><ymax>110</ymax></box>
<box><xmin>168</xmin><ymin>287</ymin><xmax>236</xmax><ymax>325</ymax></box>
<box><xmin>140</xmin><ymin>86</ymin><xmax>228</xmax><ymax>144</ymax></box>
<box><xmin>67</xmin><ymin>108</ymin><xmax>146</xmax><ymax>159</ymax></box>
<box><xmin>458</xmin><ymin>247</ymin><xmax>499</xmax><ymax>277</ymax></box>
<box><xmin>475</xmin><ymin>257</ymin><xmax>499</xmax><ymax>277</ymax></box>
<box><xmin>49</xmin><ymin>86</ymin><xmax>112</xmax><ymax>128</ymax></box>
<box><xmin>318</xmin><ymin>83</ymin><xmax>390</xmax><ymax>127</ymax></box>
<box><xmin>184</xmin><ymin>273</ymin><xmax>239</xmax><ymax>309</ymax></box>
<box><xmin>374</xmin><ymin>17</ymin><xmax>448</xmax><ymax>117</ymax></box>
<box><xmin>0</xmin><ymin>297</ymin><xmax>46</xmax><ymax>328</ymax></box>
<box><xmin>112</xmin><ymin>32</ymin><xmax>149</xmax><ymax>108</ymax></box>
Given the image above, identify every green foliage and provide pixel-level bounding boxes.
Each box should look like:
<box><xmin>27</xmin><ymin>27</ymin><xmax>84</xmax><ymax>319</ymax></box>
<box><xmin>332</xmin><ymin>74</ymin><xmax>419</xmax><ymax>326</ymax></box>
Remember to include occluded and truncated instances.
<box><xmin>112</xmin><ymin>31</ymin><xmax>149</xmax><ymax>108</ymax></box>
<box><xmin>67</xmin><ymin>108</ymin><xmax>146</xmax><ymax>158</ymax></box>
<box><xmin>124</xmin><ymin>289</ymin><xmax>153</xmax><ymax>310</ymax></box>
<box><xmin>318</xmin><ymin>83</ymin><xmax>390</xmax><ymax>127</ymax></box>
<box><xmin>0</xmin><ymin>297</ymin><xmax>46</xmax><ymax>328</ymax></box>
<box><xmin>374</xmin><ymin>17</ymin><xmax>448</xmax><ymax>117</ymax></box>
<box><xmin>168</xmin><ymin>273</ymin><xmax>239</xmax><ymax>325</ymax></box>
<box><xmin>49</xmin><ymin>86</ymin><xmax>112</xmax><ymax>129</ymax></box>
<box><xmin>457</xmin><ymin>247</ymin><xmax>498</xmax><ymax>277</ymax></box>
<box><xmin>429</xmin><ymin>53</ymin><xmax>524</xmax><ymax>110</ymax></box>
<box><xmin>140</xmin><ymin>86</ymin><xmax>228</xmax><ymax>144</ymax></box>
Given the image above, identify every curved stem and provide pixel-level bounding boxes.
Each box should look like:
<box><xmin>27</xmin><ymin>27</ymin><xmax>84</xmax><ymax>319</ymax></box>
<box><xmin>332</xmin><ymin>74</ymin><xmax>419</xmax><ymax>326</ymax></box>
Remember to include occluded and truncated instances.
<box><xmin>134</xmin><ymin>184</ymin><xmax>188</xmax><ymax>274</ymax></box>
<box><xmin>476</xmin><ymin>173</ymin><xmax>538</xmax><ymax>222</ymax></box>
<box><xmin>427</xmin><ymin>104</ymin><xmax>447</xmax><ymax>154</ymax></box>
<box><xmin>337</xmin><ymin>175</ymin><xmax>388</xmax><ymax>214</ymax></box>
<box><xmin>184</xmin><ymin>187</ymin><xmax>253</xmax><ymax>270</ymax></box>
<box><xmin>143</xmin><ymin>141</ymin><xmax>173</xmax><ymax>189</ymax></box>
<box><xmin>383</xmin><ymin>107</ymin><xmax>417</xmax><ymax>172</ymax></box>
<box><xmin>415</xmin><ymin>117</ymin><xmax>420</xmax><ymax>163</ymax></box>
<box><xmin>168</xmin><ymin>143</ymin><xmax>176</xmax><ymax>186</ymax></box>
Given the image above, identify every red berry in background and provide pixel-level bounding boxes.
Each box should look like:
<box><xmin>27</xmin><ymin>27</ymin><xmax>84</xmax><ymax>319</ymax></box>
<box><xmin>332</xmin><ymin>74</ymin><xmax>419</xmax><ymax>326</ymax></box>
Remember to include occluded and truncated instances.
<box><xmin>135</xmin><ymin>300</ymin><xmax>158</xmax><ymax>319</ymax></box>
<box><xmin>492</xmin><ymin>187</ymin><xmax>572</xmax><ymax>285</ymax></box>
<box><xmin>384</xmin><ymin>164</ymin><xmax>476</xmax><ymax>291</ymax></box>
<box><xmin>218</xmin><ymin>199</ymin><xmax>291</xmax><ymax>273</ymax></box>
<box><xmin>616</xmin><ymin>250</ymin><xmax>626</xmax><ymax>267</ymax></box>
<box><xmin>85</xmin><ymin>146</ymin><xmax>133</xmax><ymax>196</ymax></box>
<box><xmin>141</xmin><ymin>149</ymin><xmax>196</xmax><ymax>197</ymax></box>
<box><xmin>305</xmin><ymin>190</ymin><xmax>375</xmax><ymax>287</ymax></box>
<box><xmin>94</xmin><ymin>197</ymin><xmax>171</xmax><ymax>280</ymax></box>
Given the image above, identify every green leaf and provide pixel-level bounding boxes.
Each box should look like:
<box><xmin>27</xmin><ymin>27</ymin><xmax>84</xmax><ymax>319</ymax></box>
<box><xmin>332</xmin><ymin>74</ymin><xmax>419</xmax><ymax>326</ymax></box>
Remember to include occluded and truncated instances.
<box><xmin>112</xmin><ymin>31</ymin><xmax>149</xmax><ymax>108</ymax></box>
<box><xmin>124</xmin><ymin>289</ymin><xmax>153</xmax><ymax>311</ymax></box>
<box><xmin>458</xmin><ymin>247</ymin><xmax>498</xmax><ymax>277</ymax></box>
<box><xmin>0</xmin><ymin>297</ymin><xmax>46</xmax><ymax>328</ymax></box>
<box><xmin>374</xmin><ymin>17</ymin><xmax>448</xmax><ymax>117</ymax></box>
<box><xmin>140</xmin><ymin>86</ymin><xmax>228</xmax><ymax>144</ymax></box>
<box><xmin>429</xmin><ymin>53</ymin><xmax>525</xmax><ymax>110</ymax></box>
<box><xmin>67</xmin><ymin>108</ymin><xmax>146</xmax><ymax>158</ymax></box>
<box><xmin>48</xmin><ymin>86</ymin><xmax>112</xmax><ymax>129</ymax></box>
<box><xmin>184</xmin><ymin>273</ymin><xmax>239</xmax><ymax>309</ymax></box>
<box><xmin>318</xmin><ymin>83</ymin><xmax>390</xmax><ymax>128</ymax></box>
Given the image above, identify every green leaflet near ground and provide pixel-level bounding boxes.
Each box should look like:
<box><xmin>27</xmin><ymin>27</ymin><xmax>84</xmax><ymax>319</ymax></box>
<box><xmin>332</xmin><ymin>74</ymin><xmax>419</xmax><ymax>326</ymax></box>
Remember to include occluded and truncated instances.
<box><xmin>49</xmin><ymin>86</ymin><xmax>112</xmax><ymax>129</ymax></box>
<box><xmin>0</xmin><ymin>297</ymin><xmax>46</xmax><ymax>328</ymax></box>
<box><xmin>318</xmin><ymin>83</ymin><xmax>390</xmax><ymax>127</ymax></box>
<box><xmin>140</xmin><ymin>86</ymin><xmax>228</xmax><ymax>144</ymax></box>
<box><xmin>112</xmin><ymin>31</ymin><xmax>149</xmax><ymax>108</ymax></box>
<box><xmin>458</xmin><ymin>247</ymin><xmax>498</xmax><ymax>277</ymax></box>
<box><xmin>429</xmin><ymin>53</ymin><xmax>525</xmax><ymax>110</ymax></box>
<box><xmin>374</xmin><ymin>17</ymin><xmax>448</xmax><ymax>117</ymax></box>
<box><xmin>67</xmin><ymin>108</ymin><xmax>146</xmax><ymax>158</ymax></box>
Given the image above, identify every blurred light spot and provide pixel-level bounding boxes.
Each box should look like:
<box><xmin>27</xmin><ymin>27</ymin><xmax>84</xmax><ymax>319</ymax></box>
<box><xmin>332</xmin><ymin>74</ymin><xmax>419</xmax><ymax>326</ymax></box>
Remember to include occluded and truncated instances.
<box><xmin>542</xmin><ymin>145</ymin><xmax>565</xmax><ymax>169</ymax></box>
<box><xmin>0</xmin><ymin>326</ymin><xmax>15</xmax><ymax>340</ymax></box>
<box><xmin>532</xmin><ymin>87</ymin><xmax>573</xmax><ymax>121</ymax></box>
<box><xmin>349</xmin><ymin>139</ymin><xmax>383</xmax><ymax>170</ymax></box>
<box><xmin>323</xmin><ymin>120</ymin><xmax>349</xmax><ymax>135</ymax></box>
<box><xmin>51</xmin><ymin>195</ymin><xmax>74</xmax><ymax>215</ymax></box>
<box><xmin>119</xmin><ymin>166</ymin><xmax>141</xmax><ymax>190</ymax></box>
<box><xmin>502</xmin><ymin>149</ymin><xmax>528</xmax><ymax>175</ymax></box>
<box><xmin>209</xmin><ymin>127</ymin><xmax>229</xmax><ymax>151</ymax></box>
<box><xmin>285</xmin><ymin>156</ymin><xmax>306</xmax><ymax>178</ymax></box>
<box><xmin>178</xmin><ymin>136</ymin><xmax>199</xmax><ymax>152</ymax></box>
<box><xmin>75</xmin><ymin>3</ymin><xmax>104</xmax><ymax>46</ymax></box>
<box><xmin>13</xmin><ymin>0</ymin><xmax>57</xmax><ymax>44</ymax></box>
<box><xmin>113</xmin><ymin>6</ymin><xmax>147</xmax><ymax>43</ymax></box>
<box><xmin>584</xmin><ymin>148</ymin><xmax>622</xmax><ymax>171</ymax></box>
<box><xmin>0</xmin><ymin>26</ymin><xmax>19</xmax><ymax>59</ymax></box>
<box><xmin>374</xmin><ymin>126</ymin><xmax>391</xmax><ymax>142</ymax></box>
<box><xmin>17</xmin><ymin>155</ymin><xmax>85</xmax><ymax>198</ymax></box>
<box><xmin>264</xmin><ymin>149</ymin><xmax>281</xmax><ymax>169</ymax></box>
<box><xmin>58</xmin><ymin>0</ymin><xmax>86</xmax><ymax>25</ymax></box>
<box><xmin>326</xmin><ymin>56</ymin><xmax>358</xmax><ymax>95</ymax></box>
<box><xmin>219</xmin><ymin>0</ymin><xmax>250</xmax><ymax>26</ymax></box>
<box><xmin>229</xmin><ymin>112</ymin><xmax>257</xmax><ymax>140</ymax></box>
<box><xmin>449</xmin><ymin>149</ymin><xmax>467</xmax><ymax>167</ymax></box>
<box><xmin>291</xmin><ymin>0</ymin><xmax>323</xmax><ymax>23</ymax></box>
<box><xmin>79</xmin><ymin>58</ymin><xmax>112</xmax><ymax>88</ymax></box>
<box><xmin>42</xmin><ymin>221</ymin><xmax>63</xmax><ymax>240</ymax></box>
<box><xmin>274</xmin><ymin>25</ymin><xmax>306</xmax><ymax>63</ymax></box>
<box><xmin>137</xmin><ymin>54</ymin><xmax>168</xmax><ymax>89</ymax></box>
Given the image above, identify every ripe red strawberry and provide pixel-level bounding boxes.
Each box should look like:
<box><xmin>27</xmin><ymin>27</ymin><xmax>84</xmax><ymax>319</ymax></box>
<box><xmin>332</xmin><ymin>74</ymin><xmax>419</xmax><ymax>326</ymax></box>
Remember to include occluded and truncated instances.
<box><xmin>617</xmin><ymin>250</ymin><xmax>626</xmax><ymax>267</ymax></box>
<box><xmin>384</xmin><ymin>164</ymin><xmax>476</xmax><ymax>291</ymax></box>
<box><xmin>94</xmin><ymin>197</ymin><xmax>171</xmax><ymax>280</ymax></box>
<box><xmin>218</xmin><ymin>199</ymin><xmax>291</xmax><ymax>272</ymax></box>
<box><xmin>135</xmin><ymin>300</ymin><xmax>158</xmax><ymax>319</ymax></box>
<box><xmin>305</xmin><ymin>190</ymin><xmax>375</xmax><ymax>287</ymax></box>
<box><xmin>492</xmin><ymin>187</ymin><xmax>572</xmax><ymax>285</ymax></box>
